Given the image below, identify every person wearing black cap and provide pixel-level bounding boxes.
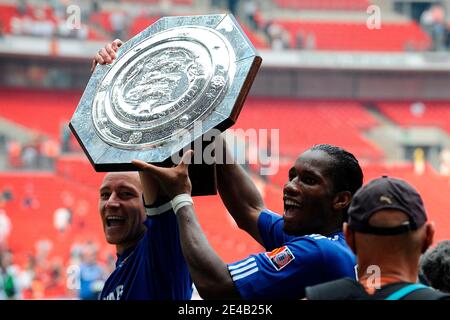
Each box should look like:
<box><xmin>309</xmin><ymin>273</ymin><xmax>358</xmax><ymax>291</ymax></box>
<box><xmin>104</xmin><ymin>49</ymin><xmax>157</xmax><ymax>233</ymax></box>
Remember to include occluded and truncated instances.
<box><xmin>306</xmin><ymin>176</ymin><xmax>450</xmax><ymax>300</ymax></box>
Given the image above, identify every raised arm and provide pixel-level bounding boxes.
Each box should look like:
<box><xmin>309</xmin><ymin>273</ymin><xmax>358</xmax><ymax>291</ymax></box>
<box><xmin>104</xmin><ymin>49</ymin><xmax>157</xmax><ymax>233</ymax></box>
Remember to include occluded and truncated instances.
<box><xmin>215</xmin><ymin>135</ymin><xmax>265</xmax><ymax>245</ymax></box>
<box><xmin>132</xmin><ymin>153</ymin><xmax>240</xmax><ymax>299</ymax></box>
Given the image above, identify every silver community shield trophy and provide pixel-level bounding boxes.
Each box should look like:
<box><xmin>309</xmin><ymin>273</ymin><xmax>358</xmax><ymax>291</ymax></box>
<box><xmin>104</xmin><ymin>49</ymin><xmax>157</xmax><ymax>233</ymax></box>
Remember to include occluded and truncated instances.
<box><xmin>69</xmin><ymin>14</ymin><xmax>262</xmax><ymax>196</ymax></box>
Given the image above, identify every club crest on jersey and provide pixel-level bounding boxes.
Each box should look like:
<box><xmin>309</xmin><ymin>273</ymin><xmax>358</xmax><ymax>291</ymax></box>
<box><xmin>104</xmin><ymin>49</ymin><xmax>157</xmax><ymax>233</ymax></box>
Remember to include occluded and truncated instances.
<box><xmin>265</xmin><ymin>246</ymin><xmax>295</xmax><ymax>271</ymax></box>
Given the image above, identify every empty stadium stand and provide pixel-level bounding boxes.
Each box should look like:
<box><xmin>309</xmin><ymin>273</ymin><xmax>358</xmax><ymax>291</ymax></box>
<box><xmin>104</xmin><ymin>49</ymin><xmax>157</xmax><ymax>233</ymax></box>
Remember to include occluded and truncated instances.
<box><xmin>275</xmin><ymin>20</ymin><xmax>430</xmax><ymax>51</ymax></box>
<box><xmin>376</xmin><ymin>102</ymin><xmax>450</xmax><ymax>134</ymax></box>
<box><xmin>235</xmin><ymin>98</ymin><xmax>384</xmax><ymax>161</ymax></box>
<box><xmin>274</xmin><ymin>0</ymin><xmax>370</xmax><ymax>11</ymax></box>
<box><xmin>0</xmin><ymin>88</ymin><xmax>80</xmax><ymax>141</ymax></box>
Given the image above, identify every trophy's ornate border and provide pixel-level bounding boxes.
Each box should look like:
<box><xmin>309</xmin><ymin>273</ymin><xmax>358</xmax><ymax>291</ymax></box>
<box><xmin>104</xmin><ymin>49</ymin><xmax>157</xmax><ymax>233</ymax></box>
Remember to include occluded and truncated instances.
<box><xmin>70</xmin><ymin>14</ymin><xmax>262</xmax><ymax>171</ymax></box>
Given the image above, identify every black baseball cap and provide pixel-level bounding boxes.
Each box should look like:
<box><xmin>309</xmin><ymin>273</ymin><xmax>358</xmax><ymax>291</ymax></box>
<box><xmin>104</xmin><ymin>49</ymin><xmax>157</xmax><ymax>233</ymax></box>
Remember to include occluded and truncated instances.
<box><xmin>348</xmin><ymin>176</ymin><xmax>427</xmax><ymax>235</ymax></box>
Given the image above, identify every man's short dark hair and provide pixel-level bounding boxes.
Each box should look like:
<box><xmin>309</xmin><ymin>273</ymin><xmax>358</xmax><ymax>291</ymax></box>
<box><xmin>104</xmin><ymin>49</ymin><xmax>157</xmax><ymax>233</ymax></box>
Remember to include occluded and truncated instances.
<box><xmin>309</xmin><ymin>144</ymin><xmax>363</xmax><ymax>195</ymax></box>
<box><xmin>309</xmin><ymin>144</ymin><xmax>363</xmax><ymax>218</ymax></box>
<box><xmin>420</xmin><ymin>240</ymin><xmax>450</xmax><ymax>293</ymax></box>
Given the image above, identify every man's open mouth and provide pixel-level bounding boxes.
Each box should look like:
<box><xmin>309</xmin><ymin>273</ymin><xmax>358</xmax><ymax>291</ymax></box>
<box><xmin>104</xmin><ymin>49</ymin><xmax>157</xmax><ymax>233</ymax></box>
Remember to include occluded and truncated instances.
<box><xmin>284</xmin><ymin>198</ymin><xmax>303</xmax><ymax>211</ymax></box>
<box><xmin>284</xmin><ymin>199</ymin><xmax>302</xmax><ymax>208</ymax></box>
<box><xmin>106</xmin><ymin>215</ymin><xmax>127</xmax><ymax>227</ymax></box>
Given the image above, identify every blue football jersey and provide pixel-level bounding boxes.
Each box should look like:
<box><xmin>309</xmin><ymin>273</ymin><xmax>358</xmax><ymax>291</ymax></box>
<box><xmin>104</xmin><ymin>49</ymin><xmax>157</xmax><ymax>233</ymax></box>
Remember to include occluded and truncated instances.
<box><xmin>228</xmin><ymin>209</ymin><xmax>356</xmax><ymax>299</ymax></box>
<box><xmin>100</xmin><ymin>203</ymin><xmax>192</xmax><ymax>300</ymax></box>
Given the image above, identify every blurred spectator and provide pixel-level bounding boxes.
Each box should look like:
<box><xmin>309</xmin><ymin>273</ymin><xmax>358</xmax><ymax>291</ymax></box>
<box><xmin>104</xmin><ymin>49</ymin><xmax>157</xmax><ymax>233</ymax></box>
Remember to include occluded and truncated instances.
<box><xmin>420</xmin><ymin>4</ymin><xmax>448</xmax><ymax>51</ymax></box>
<box><xmin>49</xmin><ymin>34</ymin><xmax>58</xmax><ymax>57</ymax></box>
<box><xmin>210</xmin><ymin>0</ymin><xmax>226</xmax><ymax>10</ymax></box>
<box><xmin>34</xmin><ymin>239</ymin><xmax>53</xmax><ymax>268</ymax></box>
<box><xmin>17</xmin><ymin>255</ymin><xmax>36</xmax><ymax>299</ymax></box>
<box><xmin>40</xmin><ymin>137</ymin><xmax>60</xmax><ymax>169</ymax></box>
<box><xmin>7</xmin><ymin>140</ymin><xmax>22</xmax><ymax>169</ymax></box>
<box><xmin>404</xmin><ymin>40</ymin><xmax>416</xmax><ymax>52</ymax></box>
<box><xmin>91</xmin><ymin>0</ymin><xmax>100</xmax><ymax>15</ymax></box>
<box><xmin>439</xmin><ymin>148</ymin><xmax>450</xmax><ymax>176</ymax></box>
<box><xmin>21</xmin><ymin>145</ymin><xmax>37</xmax><ymax>168</ymax></box>
<box><xmin>243</xmin><ymin>0</ymin><xmax>258</xmax><ymax>30</ymax></box>
<box><xmin>103</xmin><ymin>252</ymin><xmax>116</xmax><ymax>276</ymax></box>
<box><xmin>16</xmin><ymin>0</ymin><xmax>28</xmax><ymax>16</ymax></box>
<box><xmin>304</xmin><ymin>32</ymin><xmax>316</xmax><ymax>50</ymax></box>
<box><xmin>0</xmin><ymin>210</ymin><xmax>11</xmax><ymax>250</ymax></box>
<box><xmin>22</xmin><ymin>182</ymin><xmax>39</xmax><ymax>210</ymax></box>
<box><xmin>430</xmin><ymin>3</ymin><xmax>447</xmax><ymax>51</ymax></box>
<box><xmin>420</xmin><ymin>240</ymin><xmax>450</xmax><ymax>293</ymax></box>
<box><xmin>281</xmin><ymin>29</ymin><xmax>291</xmax><ymax>49</ymax></box>
<box><xmin>22</xmin><ymin>189</ymin><xmax>38</xmax><ymax>210</ymax></box>
<box><xmin>78</xmin><ymin>246</ymin><xmax>105</xmax><ymax>300</ymax></box>
<box><xmin>421</xmin><ymin>6</ymin><xmax>434</xmax><ymax>35</ymax></box>
<box><xmin>61</xmin><ymin>191</ymin><xmax>75</xmax><ymax>208</ymax></box>
<box><xmin>73</xmin><ymin>200</ymin><xmax>89</xmax><ymax>231</ymax></box>
<box><xmin>0</xmin><ymin>250</ymin><xmax>20</xmax><ymax>299</ymax></box>
<box><xmin>413</xmin><ymin>147</ymin><xmax>425</xmax><ymax>175</ymax></box>
<box><xmin>60</xmin><ymin>122</ymin><xmax>72</xmax><ymax>153</ymax></box>
<box><xmin>28</xmin><ymin>66</ymin><xmax>48</xmax><ymax>86</ymax></box>
<box><xmin>410</xmin><ymin>101</ymin><xmax>426</xmax><ymax>117</ymax></box>
<box><xmin>69</xmin><ymin>241</ymin><xmax>84</xmax><ymax>266</ymax></box>
<box><xmin>265</xmin><ymin>21</ymin><xmax>292</xmax><ymax>50</ymax></box>
<box><xmin>1</xmin><ymin>188</ymin><xmax>13</xmax><ymax>203</ymax></box>
<box><xmin>32</xmin><ymin>7</ymin><xmax>55</xmax><ymax>37</ymax></box>
<box><xmin>295</xmin><ymin>30</ymin><xmax>305</xmax><ymax>49</ymax></box>
<box><xmin>53</xmin><ymin>207</ymin><xmax>72</xmax><ymax>234</ymax></box>
<box><xmin>0</xmin><ymin>20</ymin><xmax>4</xmax><ymax>39</ymax></box>
<box><xmin>30</xmin><ymin>275</ymin><xmax>45</xmax><ymax>299</ymax></box>
<box><xmin>159</xmin><ymin>0</ymin><xmax>171</xmax><ymax>16</ymax></box>
<box><xmin>45</xmin><ymin>257</ymin><xmax>66</xmax><ymax>298</ymax></box>
<box><xmin>10</xmin><ymin>16</ymin><xmax>23</xmax><ymax>35</ymax></box>
<box><xmin>76</xmin><ymin>24</ymin><xmax>88</xmax><ymax>40</ymax></box>
<box><xmin>110</xmin><ymin>10</ymin><xmax>126</xmax><ymax>41</ymax></box>
<box><xmin>50</xmin><ymin>0</ymin><xmax>66</xmax><ymax>19</ymax></box>
<box><xmin>56</xmin><ymin>18</ymin><xmax>74</xmax><ymax>38</ymax></box>
<box><xmin>0</xmin><ymin>188</ymin><xmax>13</xmax><ymax>208</ymax></box>
<box><xmin>227</xmin><ymin>0</ymin><xmax>239</xmax><ymax>16</ymax></box>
